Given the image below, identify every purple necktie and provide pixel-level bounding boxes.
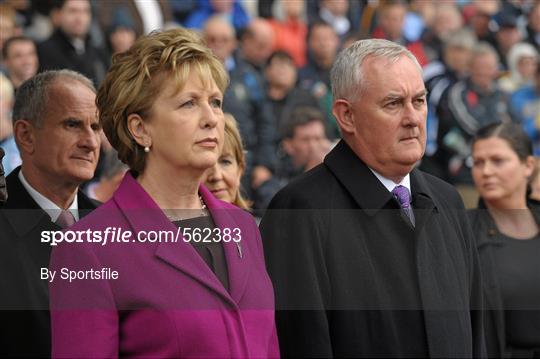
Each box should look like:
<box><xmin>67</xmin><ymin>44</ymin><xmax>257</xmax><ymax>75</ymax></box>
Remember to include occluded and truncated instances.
<box><xmin>391</xmin><ymin>185</ymin><xmax>415</xmax><ymax>226</ymax></box>
<box><xmin>56</xmin><ymin>210</ymin><xmax>76</xmax><ymax>229</ymax></box>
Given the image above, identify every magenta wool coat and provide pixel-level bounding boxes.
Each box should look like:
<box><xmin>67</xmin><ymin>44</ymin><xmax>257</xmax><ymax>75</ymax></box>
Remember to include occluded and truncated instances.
<box><xmin>49</xmin><ymin>172</ymin><xmax>279</xmax><ymax>358</ymax></box>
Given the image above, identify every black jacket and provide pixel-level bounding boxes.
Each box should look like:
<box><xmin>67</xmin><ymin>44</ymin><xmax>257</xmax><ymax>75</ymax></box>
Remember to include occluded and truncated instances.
<box><xmin>224</xmin><ymin>55</ymin><xmax>277</xmax><ymax>172</ymax></box>
<box><xmin>37</xmin><ymin>28</ymin><xmax>109</xmax><ymax>85</ymax></box>
<box><xmin>468</xmin><ymin>200</ymin><xmax>540</xmax><ymax>358</ymax></box>
<box><xmin>0</xmin><ymin>167</ymin><xmax>99</xmax><ymax>357</ymax></box>
<box><xmin>260</xmin><ymin>140</ymin><xmax>486</xmax><ymax>358</ymax></box>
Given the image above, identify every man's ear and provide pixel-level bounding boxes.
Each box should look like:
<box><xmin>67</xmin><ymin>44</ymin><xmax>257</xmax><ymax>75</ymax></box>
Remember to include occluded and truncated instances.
<box><xmin>13</xmin><ymin>120</ymin><xmax>35</xmax><ymax>155</ymax></box>
<box><xmin>127</xmin><ymin>113</ymin><xmax>151</xmax><ymax>148</ymax></box>
<box><xmin>332</xmin><ymin>99</ymin><xmax>355</xmax><ymax>135</ymax></box>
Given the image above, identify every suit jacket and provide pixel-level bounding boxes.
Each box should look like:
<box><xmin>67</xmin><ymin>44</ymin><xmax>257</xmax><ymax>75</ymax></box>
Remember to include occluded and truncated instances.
<box><xmin>49</xmin><ymin>172</ymin><xmax>279</xmax><ymax>358</ymax></box>
<box><xmin>0</xmin><ymin>167</ymin><xmax>99</xmax><ymax>357</ymax></box>
<box><xmin>260</xmin><ymin>140</ymin><xmax>486</xmax><ymax>358</ymax></box>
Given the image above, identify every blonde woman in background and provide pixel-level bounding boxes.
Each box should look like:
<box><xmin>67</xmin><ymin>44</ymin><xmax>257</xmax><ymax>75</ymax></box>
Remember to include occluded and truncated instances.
<box><xmin>203</xmin><ymin>113</ymin><xmax>251</xmax><ymax>210</ymax></box>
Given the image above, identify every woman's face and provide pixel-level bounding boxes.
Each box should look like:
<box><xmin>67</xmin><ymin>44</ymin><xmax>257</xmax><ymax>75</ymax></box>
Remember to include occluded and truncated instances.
<box><xmin>203</xmin><ymin>144</ymin><xmax>242</xmax><ymax>203</ymax></box>
<box><xmin>472</xmin><ymin>137</ymin><xmax>534</xmax><ymax>205</ymax></box>
<box><xmin>143</xmin><ymin>71</ymin><xmax>224</xmax><ymax>175</ymax></box>
<box><xmin>517</xmin><ymin>56</ymin><xmax>538</xmax><ymax>81</ymax></box>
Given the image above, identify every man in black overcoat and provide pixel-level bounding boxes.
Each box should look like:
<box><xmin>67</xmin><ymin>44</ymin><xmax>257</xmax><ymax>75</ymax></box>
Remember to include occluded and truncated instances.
<box><xmin>260</xmin><ymin>39</ymin><xmax>486</xmax><ymax>358</ymax></box>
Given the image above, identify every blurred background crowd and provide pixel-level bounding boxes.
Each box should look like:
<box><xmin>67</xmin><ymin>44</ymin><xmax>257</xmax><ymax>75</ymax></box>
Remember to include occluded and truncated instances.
<box><xmin>1</xmin><ymin>0</ymin><xmax>539</xmax><ymax>211</ymax></box>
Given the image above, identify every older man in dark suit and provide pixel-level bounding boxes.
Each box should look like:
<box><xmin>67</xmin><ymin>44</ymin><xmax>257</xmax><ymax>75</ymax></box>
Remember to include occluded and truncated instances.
<box><xmin>0</xmin><ymin>70</ymin><xmax>101</xmax><ymax>357</ymax></box>
<box><xmin>261</xmin><ymin>39</ymin><xmax>486</xmax><ymax>358</ymax></box>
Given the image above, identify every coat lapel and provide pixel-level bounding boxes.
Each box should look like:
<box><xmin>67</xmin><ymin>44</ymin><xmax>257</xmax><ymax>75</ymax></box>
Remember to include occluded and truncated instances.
<box><xmin>410</xmin><ymin>170</ymin><xmax>471</xmax><ymax>358</ymax></box>
<box><xmin>113</xmin><ymin>172</ymin><xmax>236</xmax><ymax>306</ymax></box>
<box><xmin>3</xmin><ymin>167</ymin><xmax>52</xmax><ymax>236</ymax></box>
<box><xmin>199</xmin><ymin>185</ymin><xmax>250</xmax><ymax>304</ymax></box>
<box><xmin>409</xmin><ymin>170</ymin><xmax>438</xmax><ymax>234</ymax></box>
<box><xmin>324</xmin><ymin>140</ymin><xmax>393</xmax><ymax>213</ymax></box>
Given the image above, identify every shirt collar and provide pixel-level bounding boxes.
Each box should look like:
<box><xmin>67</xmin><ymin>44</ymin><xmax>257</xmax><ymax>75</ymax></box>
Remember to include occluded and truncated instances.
<box><xmin>369</xmin><ymin>167</ymin><xmax>411</xmax><ymax>194</ymax></box>
<box><xmin>18</xmin><ymin>170</ymin><xmax>79</xmax><ymax>222</ymax></box>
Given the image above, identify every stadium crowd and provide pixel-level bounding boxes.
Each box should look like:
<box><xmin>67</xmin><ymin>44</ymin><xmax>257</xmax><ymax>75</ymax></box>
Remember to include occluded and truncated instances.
<box><xmin>1</xmin><ymin>0</ymin><xmax>539</xmax><ymax>209</ymax></box>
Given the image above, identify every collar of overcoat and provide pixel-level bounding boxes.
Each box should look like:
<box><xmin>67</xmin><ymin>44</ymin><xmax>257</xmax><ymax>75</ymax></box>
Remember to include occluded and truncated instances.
<box><xmin>324</xmin><ymin>140</ymin><xmax>439</xmax><ymax>232</ymax></box>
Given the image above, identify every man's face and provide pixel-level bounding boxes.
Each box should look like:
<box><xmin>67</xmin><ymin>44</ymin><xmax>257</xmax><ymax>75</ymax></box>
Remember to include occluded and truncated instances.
<box><xmin>204</xmin><ymin>21</ymin><xmax>236</xmax><ymax>62</ymax></box>
<box><xmin>496</xmin><ymin>27</ymin><xmax>522</xmax><ymax>52</ymax></box>
<box><xmin>380</xmin><ymin>5</ymin><xmax>406</xmax><ymax>40</ymax></box>
<box><xmin>309</xmin><ymin>25</ymin><xmax>339</xmax><ymax>64</ymax></box>
<box><xmin>285</xmin><ymin>121</ymin><xmax>328</xmax><ymax>167</ymax></box>
<box><xmin>5</xmin><ymin>40</ymin><xmax>38</xmax><ymax>83</ymax></box>
<box><xmin>0</xmin><ymin>147</ymin><xmax>7</xmax><ymax>204</ymax></box>
<box><xmin>445</xmin><ymin>45</ymin><xmax>472</xmax><ymax>76</ymax></box>
<box><xmin>265</xmin><ymin>57</ymin><xmax>297</xmax><ymax>90</ymax></box>
<box><xmin>59</xmin><ymin>0</ymin><xmax>91</xmax><ymax>39</ymax></box>
<box><xmin>470</xmin><ymin>53</ymin><xmax>499</xmax><ymax>90</ymax></box>
<box><xmin>346</xmin><ymin>55</ymin><xmax>427</xmax><ymax>180</ymax></box>
<box><xmin>29</xmin><ymin>80</ymin><xmax>100</xmax><ymax>186</ymax></box>
<box><xmin>242</xmin><ymin>23</ymin><xmax>274</xmax><ymax>67</ymax></box>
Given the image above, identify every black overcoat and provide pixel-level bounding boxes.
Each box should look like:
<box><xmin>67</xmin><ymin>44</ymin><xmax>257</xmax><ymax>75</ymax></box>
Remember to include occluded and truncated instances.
<box><xmin>260</xmin><ymin>140</ymin><xmax>486</xmax><ymax>358</ymax></box>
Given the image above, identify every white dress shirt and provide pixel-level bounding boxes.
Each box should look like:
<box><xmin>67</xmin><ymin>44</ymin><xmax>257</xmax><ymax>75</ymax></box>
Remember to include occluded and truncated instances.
<box><xmin>18</xmin><ymin>170</ymin><xmax>79</xmax><ymax>222</ymax></box>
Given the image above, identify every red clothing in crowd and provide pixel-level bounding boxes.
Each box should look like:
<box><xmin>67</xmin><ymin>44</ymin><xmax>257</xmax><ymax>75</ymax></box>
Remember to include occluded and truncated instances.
<box><xmin>269</xmin><ymin>18</ymin><xmax>308</xmax><ymax>67</ymax></box>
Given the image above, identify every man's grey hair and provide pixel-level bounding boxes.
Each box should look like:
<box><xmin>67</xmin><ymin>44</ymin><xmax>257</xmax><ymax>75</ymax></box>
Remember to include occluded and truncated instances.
<box><xmin>471</xmin><ymin>42</ymin><xmax>500</xmax><ymax>63</ymax></box>
<box><xmin>12</xmin><ymin>69</ymin><xmax>95</xmax><ymax>128</ymax></box>
<box><xmin>444</xmin><ymin>29</ymin><xmax>477</xmax><ymax>51</ymax></box>
<box><xmin>330</xmin><ymin>39</ymin><xmax>421</xmax><ymax>101</ymax></box>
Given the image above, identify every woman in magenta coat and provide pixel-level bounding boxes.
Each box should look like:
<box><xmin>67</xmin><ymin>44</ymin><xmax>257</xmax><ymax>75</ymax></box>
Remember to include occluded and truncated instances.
<box><xmin>49</xmin><ymin>28</ymin><xmax>278</xmax><ymax>358</ymax></box>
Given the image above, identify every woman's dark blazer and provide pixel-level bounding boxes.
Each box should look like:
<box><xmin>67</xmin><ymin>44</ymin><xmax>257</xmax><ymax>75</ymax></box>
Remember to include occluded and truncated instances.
<box><xmin>467</xmin><ymin>199</ymin><xmax>540</xmax><ymax>358</ymax></box>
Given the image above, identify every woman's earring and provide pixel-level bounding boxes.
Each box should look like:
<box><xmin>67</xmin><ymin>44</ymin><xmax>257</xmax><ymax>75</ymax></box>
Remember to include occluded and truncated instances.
<box><xmin>144</xmin><ymin>146</ymin><xmax>150</xmax><ymax>153</ymax></box>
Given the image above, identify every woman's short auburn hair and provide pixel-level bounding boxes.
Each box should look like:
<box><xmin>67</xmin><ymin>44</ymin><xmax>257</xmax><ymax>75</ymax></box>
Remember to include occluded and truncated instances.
<box><xmin>96</xmin><ymin>27</ymin><xmax>229</xmax><ymax>173</ymax></box>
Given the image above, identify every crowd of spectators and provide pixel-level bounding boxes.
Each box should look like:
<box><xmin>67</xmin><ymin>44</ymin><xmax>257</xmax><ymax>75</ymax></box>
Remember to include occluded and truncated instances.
<box><xmin>1</xmin><ymin>0</ymin><xmax>539</xmax><ymax>210</ymax></box>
